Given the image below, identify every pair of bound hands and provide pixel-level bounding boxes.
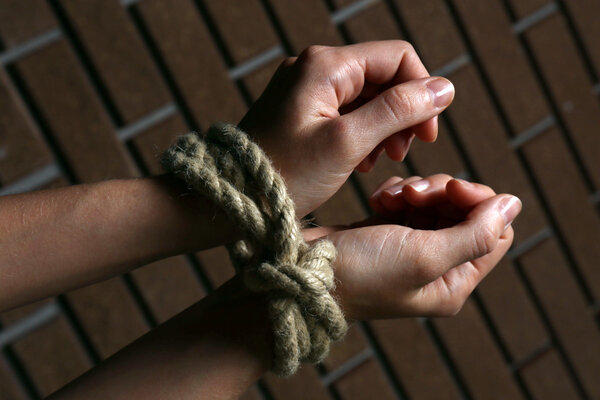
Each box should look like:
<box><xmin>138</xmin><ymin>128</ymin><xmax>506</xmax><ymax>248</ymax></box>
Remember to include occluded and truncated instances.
<box><xmin>238</xmin><ymin>41</ymin><xmax>521</xmax><ymax>321</ymax></box>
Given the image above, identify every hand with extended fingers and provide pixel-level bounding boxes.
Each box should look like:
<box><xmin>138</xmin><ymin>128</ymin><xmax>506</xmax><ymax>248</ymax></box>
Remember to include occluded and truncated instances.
<box><xmin>305</xmin><ymin>174</ymin><xmax>521</xmax><ymax>320</ymax></box>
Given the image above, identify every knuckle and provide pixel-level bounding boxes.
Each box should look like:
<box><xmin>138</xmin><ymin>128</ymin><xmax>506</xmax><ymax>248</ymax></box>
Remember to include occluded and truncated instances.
<box><xmin>432</xmin><ymin>173</ymin><xmax>453</xmax><ymax>182</ymax></box>
<box><xmin>298</xmin><ymin>45</ymin><xmax>329</xmax><ymax>67</ymax></box>
<box><xmin>327</xmin><ymin>118</ymin><xmax>354</xmax><ymax>156</ymax></box>
<box><xmin>408</xmin><ymin>231</ymin><xmax>439</xmax><ymax>281</ymax></box>
<box><xmin>474</xmin><ymin>223</ymin><xmax>499</xmax><ymax>259</ymax></box>
<box><xmin>382</xmin><ymin>86</ymin><xmax>418</xmax><ymax>122</ymax></box>
<box><xmin>280</xmin><ymin>56</ymin><xmax>296</xmax><ymax>68</ymax></box>
<box><xmin>433</xmin><ymin>296</ymin><xmax>465</xmax><ymax>317</ymax></box>
<box><xmin>400</xmin><ymin>40</ymin><xmax>415</xmax><ymax>54</ymax></box>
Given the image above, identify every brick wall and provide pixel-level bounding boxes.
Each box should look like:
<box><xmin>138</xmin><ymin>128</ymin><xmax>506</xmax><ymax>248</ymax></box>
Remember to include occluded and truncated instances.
<box><xmin>0</xmin><ymin>1</ymin><xmax>599</xmax><ymax>399</ymax></box>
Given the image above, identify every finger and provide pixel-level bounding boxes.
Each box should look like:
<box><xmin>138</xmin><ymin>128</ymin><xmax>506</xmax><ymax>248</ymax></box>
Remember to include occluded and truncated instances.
<box><xmin>415</xmin><ymin>225</ymin><xmax>514</xmax><ymax>317</ymax></box>
<box><xmin>378</xmin><ymin>176</ymin><xmax>423</xmax><ymax>213</ymax></box>
<box><xmin>382</xmin><ymin>116</ymin><xmax>436</xmax><ymax>162</ymax></box>
<box><xmin>368</xmin><ymin>176</ymin><xmax>407</xmax><ymax>215</ymax></box>
<box><xmin>313</xmin><ymin>40</ymin><xmax>430</xmax><ymax>107</ymax></box>
<box><xmin>382</xmin><ymin>130</ymin><xmax>415</xmax><ymax>161</ymax></box>
<box><xmin>412</xmin><ymin>116</ymin><xmax>438</xmax><ymax>143</ymax></box>
<box><xmin>280</xmin><ymin>56</ymin><xmax>298</xmax><ymax>68</ymax></box>
<box><xmin>355</xmin><ymin>143</ymin><xmax>385</xmax><ymax>172</ymax></box>
<box><xmin>384</xmin><ymin>173</ymin><xmax>454</xmax><ymax>207</ymax></box>
<box><xmin>446</xmin><ymin>179</ymin><xmax>497</xmax><ymax>210</ymax></box>
<box><xmin>303</xmin><ymin>226</ymin><xmax>343</xmax><ymax>241</ymax></box>
<box><xmin>338</xmin><ymin>77</ymin><xmax>454</xmax><ymax>159</ymax></box>
<box><xmin>370</xmin><ymin>176</ymin><xmax>406</xmax><ymax>201</ymax></box>
<box><xmin>468</xmin><ymin>224</ymin><xmax>514</xmax><ymax>283</ymax></box>
<box><xmin>406</xmin><ymin>194</ymin><xmax>521</xmax><ymax>284</ymax></box>
<box><xmin>427</xmin><ymin>225</ymin><xmax>514</xmax><ymax>315</ymax></box>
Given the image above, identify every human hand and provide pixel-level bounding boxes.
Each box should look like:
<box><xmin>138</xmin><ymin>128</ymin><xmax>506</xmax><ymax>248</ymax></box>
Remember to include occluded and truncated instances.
<box><xmin>239</xmin><ymin>41</ymin><xmax>455</xmax><ymax>217</ymax></box>
<box><xmin>305</xmin><ymin>174</ymin><xmax>521</xmax><ymax>320</ymax></box>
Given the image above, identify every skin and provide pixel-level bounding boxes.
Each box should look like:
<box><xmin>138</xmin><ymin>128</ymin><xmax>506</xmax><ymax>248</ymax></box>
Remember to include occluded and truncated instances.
<box><xmin>0</xmin><ymin>41</ymin><xmax>522</xmax><ymax>399</ymax></box>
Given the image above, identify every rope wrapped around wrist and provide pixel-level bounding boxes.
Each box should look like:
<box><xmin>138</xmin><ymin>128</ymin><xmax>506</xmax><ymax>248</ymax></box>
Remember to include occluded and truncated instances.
<box><xmin>161</xmin><ymin>123</ymin><xmax>348</xmax><ymax>376</ymax></box>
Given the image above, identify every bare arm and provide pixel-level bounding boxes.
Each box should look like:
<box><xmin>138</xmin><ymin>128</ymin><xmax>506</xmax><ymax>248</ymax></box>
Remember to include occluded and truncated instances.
<box><xmin>46</xmin><ymin>175</ymin><xmax>519</xmax><ymax>400</ymax></box>
<box><xmin>0</xmin><ymin>176</ymin><xmax>238</xmax><ymax>312</ymax></box>
<box><xmin>47</xmin><ymin>276</ymin><xmax>271</xmax><ymax>400</ymax></box>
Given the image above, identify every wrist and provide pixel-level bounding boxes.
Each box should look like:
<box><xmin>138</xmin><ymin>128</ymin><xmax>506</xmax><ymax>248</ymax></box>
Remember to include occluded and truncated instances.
<box><xmin>114</xmin><ymin>176</ymin><xmax>242</xmax><ymax>259</ymax></box>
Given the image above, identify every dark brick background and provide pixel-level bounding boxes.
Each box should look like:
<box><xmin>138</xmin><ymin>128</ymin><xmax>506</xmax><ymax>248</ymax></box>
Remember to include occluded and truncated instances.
<box><xmin>0</xmin><ymin>0</ymin><xmax>599</xmax><ymax>398</ymax></box>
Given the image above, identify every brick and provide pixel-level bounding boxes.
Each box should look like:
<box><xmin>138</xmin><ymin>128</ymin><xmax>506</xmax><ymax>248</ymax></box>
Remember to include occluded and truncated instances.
<box><xmin>0</xmin><ymin>0</ymin><xmax>56</xmax><ymax>46</ymax></box>
<box><xmin>269</xmin><ymin>0</ymin><xmax>342</xmax><ymax>52</ymax></box>
<box><xmin>60</xmin><ymin>0</ymin><xmax>171</xmax><ymax>123</ymax></box>
<box><xmin>453</xmin><ymin>0</ymin><xmax>548</xmax><ymax>132</ymax></box>
<box><xmin>394</xmin><ymin>0</ymin><xmax>466</xmax><ymax>70</ymax></box>
<box><xmin>204</xmin><ymin>0</ymin><xmax>283</xmax><ymax>105</ymax></box>
<box><xmin>434</xmin><ymin>299</ymin><xmax>524</xmax><ymax>399</ymax></box>
<box><xmin>0</xmin><ymin>356</ymin><xmax>26</xmax><ymax>400</ymax></box>
<box><xmin>131</xmin><ymin>256</ymin><xmax>204</xmax><ymax>323</ymax></box>
<box><xmin>334</xmin><ymin>358</ymin><xmax>396</xmax><ymax>400</ymax></box>
<box><xmin>1</xmin><ymin>0</ymin><xmax>152</xmax><ymax>378</ymax></box>
<box><xmin>243</xmin><ymin>57</ymin><xmax>283</xmax><ymax>101</ymax></box>
<box><xmin>478</xmin><ymin>258</ymin><xmax>547</xmax><ymax>361</ymax></box>
<box><xmin>443</xmin><ymin>65</ymin><xmax>550</xmax><ymax>362</ymax></box>
<box><xmin>324</xmin><ymin>325</ymin><xmax>367</xmax><ymax>370</ymax></box>
<box><xmin>131</xmin><ymin>114</ymin><xmax>188</xmax><ymax>174</ymax></box>
<box><xmin>196</xmin><ymin>246</ymin><xmax>236</xmax><ymax>289</ymax></box>
<box><xmin>129</xmin><ymin>115</ymin><xmax>209</xmax><ymax>323</ymax></box>
<box><xmin>9</xmin><ymin>37</ymin><xmax>151</xmax><ymax>359</ymax></box>
<box><xmin>520</xmin><ymin>238</ymin><xmax>600</xmax><ymax>398</ymax></box>
<box><xmin>523</xmin><ymin>14</ymin><xmax>600</xmax><ymax>187</ymax></box>
<box><xmin>312</xmin><ymin>179</ymin><xmax>398</xmax><ymax>396</ymax></box>
<box><xmin>509</xmin><ymin>0</ymin><xmax>554</xmax><ymax>21</ymax></box>
<box><xmin>448</xmin><ymin>66</ymin><xmax>545</xmax><ymax>243</ymax></box>
<box><xmin>204</xmin><ymin>0</ymin><xmax>279</xmax><ymax>64</ymax></box>
<box><xmin>520</xmin><ymin>349</ymin><xmax>580</xmax><ymax>400</ymax></box>
<box><xmin>239</xmin><ymin>386</ymin><xmax>263</xmax><ymax>400</ymax></box>
<box><xmin>356</xmin><ymin>156</ymin><xmax>410</xmax><ymax>196</ymax></box>
<box><xmin>41</xmin><ymin>175</ymin><xmax>69</xmax><ymax>191</ymax></box>
<box><xmin>408</xmin><ymin>119</ymin><xmax>465</xmax><ymax>178</ymax></box>
<box><xmin>265</xmin><ymin>365</ymin><xmax>331</xmax><ymax>400</ymax></box>
<box><xmin>397</xmin><ymin>1</ymin><xmax>548</xmax><ymax>241</ymax></box>
<box><xmin>335</xmin><ymin>1</ymin><xmax>402</xmax><ymax>42</ymax></box>
<box><xmin>15</xmin><ymin>41</ymin><xmax>136</xmax><ymax>182</ymax></box>
<box><xmin>65</xmin><ymin>279</ymin><xmax>149</xmax><ymax>358</ymax></box>
<box><xmin>455</xmin><ymin>1</ymin><xmax>600</xmax><ymax>187</ymax></box>
<box><xmin>561</xmin><ymin>0</ymin><xmax>600</xmax><ymax>73</ymax></box>
<box><xmin>138</xmin><ymin>0</ymin><xmax>246</xmax><ymax>126</ymax></box>
<box><xmin>372</xmin><ymin>318</ymin><xmax>460</xmax><ymax>399</ymax></box>
<box><xmin>0</xmin><ymin>69</ymin><xmax>52</xmax><ymax>185</ymax></box>
<box><xmin>339</xmin><ymin>1</ymin><xmax>467</xmax><ymax>181</ymax></box>
<box><xmin>312</xmin><ymin>181</ymin><xmax>367</xmax><ymax>226</ymax></box>
<box><xmin>9</xmin><ymin>317</ymin><xmax>90</xmax><ymax>396</ymax></box>
<box><xmin>1</xmin><ymin>301</ymin><xmax>90</xmax><ymax>397</ymax></box>
<box><xmin>521</xmin><ymin>128</ymin><xmax>600</xmax><ymax>296</ymax></box>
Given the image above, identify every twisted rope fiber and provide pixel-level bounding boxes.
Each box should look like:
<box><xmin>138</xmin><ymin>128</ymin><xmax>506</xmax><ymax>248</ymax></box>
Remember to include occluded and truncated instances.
<box><xmin>161</xmin><ymin>123</ymin><xmax>348</xmax><ymax>376</ymax></box>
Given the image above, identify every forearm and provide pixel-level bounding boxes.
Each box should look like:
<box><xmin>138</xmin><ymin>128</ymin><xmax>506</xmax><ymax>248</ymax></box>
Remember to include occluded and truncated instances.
<box><xmin>48</xmin><ymin>276</ymin><xmax>271</xmax><ymax>400</ymax></box>
<box><xmin>0</xmin><ymin>176</ymin><xmax>238</xmax><ymax>311</ymax></box>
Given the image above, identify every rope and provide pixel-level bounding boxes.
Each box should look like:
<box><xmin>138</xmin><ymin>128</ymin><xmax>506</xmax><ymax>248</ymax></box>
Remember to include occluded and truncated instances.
<box><xmin>161</xmin><ymin>123</ymin><xmax>348</xmax><ymax>376</ymax></box>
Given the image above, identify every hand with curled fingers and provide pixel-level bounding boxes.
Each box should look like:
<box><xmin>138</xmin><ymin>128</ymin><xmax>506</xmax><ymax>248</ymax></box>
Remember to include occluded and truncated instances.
<box><xmin>305</xmin><ymin>174</ymin><xmax>522</xmax><ymax>320</ymax></box>
<box><xmin>239</xmin><ymin>41</ymin><xmax>454</xmax><ymax>217</ymax></box>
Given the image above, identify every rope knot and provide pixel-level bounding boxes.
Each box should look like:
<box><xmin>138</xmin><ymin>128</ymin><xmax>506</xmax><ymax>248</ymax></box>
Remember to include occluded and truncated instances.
<box><xmin>162</xmin><ymin>124</ymin><xmax>347</xmax><ymax>376</ymax></box>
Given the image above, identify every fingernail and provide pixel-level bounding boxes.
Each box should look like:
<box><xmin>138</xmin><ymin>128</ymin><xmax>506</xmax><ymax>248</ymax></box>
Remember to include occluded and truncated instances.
<box><xmin>498</xmin><ymin>195</ymin><xmax>522</xmax><ymax>231</ymax></box>
<box><xmin>407</xmin><ymin>179</ymin><xmax>430</xmax><ymax>193</ymax></box>
<box><xmin>455</xmin><ymin>178</ymin><xmax>474</xmax><ymax>188</ymax></box>
<box><xmin>427</xmin><ymin>77</ymin><xmax>455</xmax><ymax>108</ymax></box>
<box><xmin>383</xmin><ymin>183</ymin><xmax>405</xmax><ymax>197</ymax></box>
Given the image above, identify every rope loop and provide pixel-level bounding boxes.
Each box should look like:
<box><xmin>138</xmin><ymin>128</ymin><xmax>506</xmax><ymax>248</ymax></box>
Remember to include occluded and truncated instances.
<box><xmin>162</xmin><ymin>123</ymin><xmax>347</xmax><ymax>376</ymax></box>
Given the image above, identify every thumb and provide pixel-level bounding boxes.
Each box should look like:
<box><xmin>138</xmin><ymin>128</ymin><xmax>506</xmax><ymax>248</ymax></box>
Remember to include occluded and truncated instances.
<box><xmin>409</xmin><ymin>194</ymin><xmax>521</xmax><ymax>283</ymax></box>
<box><xmin>338</xmin><ymin>77</ymin><xmax>454</xmax><ymax>161</ymax></box>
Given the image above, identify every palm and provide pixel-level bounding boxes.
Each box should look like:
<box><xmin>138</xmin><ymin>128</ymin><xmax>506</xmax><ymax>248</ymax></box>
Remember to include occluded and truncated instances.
<box><xmin>308</xmin><ymin>175</ymin><xmax>516</xmax><ymax>321</ymax></box>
